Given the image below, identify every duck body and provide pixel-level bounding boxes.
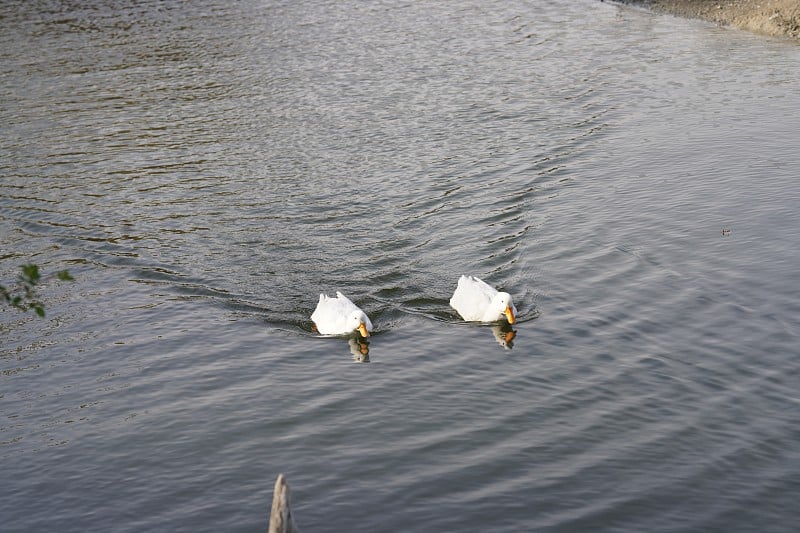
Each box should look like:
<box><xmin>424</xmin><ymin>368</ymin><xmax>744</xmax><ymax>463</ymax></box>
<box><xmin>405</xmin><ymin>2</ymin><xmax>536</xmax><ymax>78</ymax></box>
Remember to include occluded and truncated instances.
<box><xmin>311</xmin><ymin>291</ymin><xmax>373</xmax><ymax>337</ymax></box>
<box><xmin>449</xmin><ymin>275</ymin><xmax>517</xmax><ymax>324</ymax></box>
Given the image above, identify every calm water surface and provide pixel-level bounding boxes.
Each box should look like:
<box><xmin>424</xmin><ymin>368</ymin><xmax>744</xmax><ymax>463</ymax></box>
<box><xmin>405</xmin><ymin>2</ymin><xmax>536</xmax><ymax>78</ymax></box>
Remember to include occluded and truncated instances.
<box><xmin>2</xmin><ymin>1</ymin><xmax>799</xmax><ymax>531</ymax></box>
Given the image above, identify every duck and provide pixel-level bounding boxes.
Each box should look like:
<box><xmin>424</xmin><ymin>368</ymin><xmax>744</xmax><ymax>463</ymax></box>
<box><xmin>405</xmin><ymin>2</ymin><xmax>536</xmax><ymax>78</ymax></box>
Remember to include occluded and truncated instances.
<box><xmin>311</xmin><ymin>291</ymin><xmax>372</xmax><ymax>337</ymax></box>
<box><xmin>449</xmin><ymin>275</ymin><xmax>517</xmax><ymax>324</ymax></box>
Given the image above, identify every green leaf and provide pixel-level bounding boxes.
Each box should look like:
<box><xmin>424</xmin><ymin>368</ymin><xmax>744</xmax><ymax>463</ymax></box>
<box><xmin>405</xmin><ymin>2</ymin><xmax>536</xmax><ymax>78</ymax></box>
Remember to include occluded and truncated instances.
<box><xmin>2</xmin><ymin>263</ymin><xmax>68</xmax><ymax>317</ymax></box>
<box><xmin>21</xmin><ymin>264</ymin><xmax>41</xmax><ymax>284</ymax></box>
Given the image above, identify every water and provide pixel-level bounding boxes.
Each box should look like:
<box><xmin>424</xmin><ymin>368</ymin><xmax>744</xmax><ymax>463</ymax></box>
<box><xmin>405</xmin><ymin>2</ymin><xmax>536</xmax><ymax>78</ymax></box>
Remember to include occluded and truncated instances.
<box><xmin>2</xmin><ymin>1</ymin><xmax>799</xmax><ymax>531</ymax></box>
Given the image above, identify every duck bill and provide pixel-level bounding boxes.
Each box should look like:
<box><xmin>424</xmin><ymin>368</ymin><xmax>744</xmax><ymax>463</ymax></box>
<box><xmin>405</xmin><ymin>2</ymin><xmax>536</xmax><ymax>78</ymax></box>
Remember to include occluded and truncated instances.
<box><xmin>358</xmin><ymin>322</ymin><xmax>370</xmax><ymax>337</ymax></box>
<box><xmin>504</xmin><ymin>306</ymin><xmax>516</xmax><ymax>324</ymax></box>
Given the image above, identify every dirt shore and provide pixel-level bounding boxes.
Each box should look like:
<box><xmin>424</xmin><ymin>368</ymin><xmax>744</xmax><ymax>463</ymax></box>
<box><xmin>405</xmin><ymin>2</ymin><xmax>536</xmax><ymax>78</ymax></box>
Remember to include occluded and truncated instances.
<box><xmin>617</xmin><ymin>0</ymin><xmax>800</xmax><ymax>39</ymax></box>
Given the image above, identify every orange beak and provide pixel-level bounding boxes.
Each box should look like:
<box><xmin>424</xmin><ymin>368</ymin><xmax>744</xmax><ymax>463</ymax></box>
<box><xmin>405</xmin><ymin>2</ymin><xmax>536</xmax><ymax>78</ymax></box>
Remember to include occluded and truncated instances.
<box><xmin>358</xmin><ymin>322</ymin><xmax>370</xmax><ymax>338</ymax></box>
<box><xmin>504</xmin><ymin>306</ymin><xmax>516</xmax><ymax>324</ymax></box>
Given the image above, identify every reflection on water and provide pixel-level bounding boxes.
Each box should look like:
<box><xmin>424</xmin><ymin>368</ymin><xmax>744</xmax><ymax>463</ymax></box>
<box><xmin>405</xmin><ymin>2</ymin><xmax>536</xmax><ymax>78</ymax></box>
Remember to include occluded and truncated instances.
<box><xmin>491</xmin><ymin>323</ymin><xmax>517</xmax><ymax>350</ymax></box>
<box><xmin>348</xmin><ymin>336</ymin><xmax>370</xmax><ymax>363</ymax></box>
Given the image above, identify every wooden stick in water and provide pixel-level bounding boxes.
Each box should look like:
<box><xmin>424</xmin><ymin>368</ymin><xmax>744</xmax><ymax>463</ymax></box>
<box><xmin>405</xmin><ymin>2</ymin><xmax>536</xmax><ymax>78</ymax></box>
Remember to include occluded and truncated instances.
<box><xmin>268</xmin><ymin>474</ymin><xmax>299</xmax><ymax>533</ymax></box>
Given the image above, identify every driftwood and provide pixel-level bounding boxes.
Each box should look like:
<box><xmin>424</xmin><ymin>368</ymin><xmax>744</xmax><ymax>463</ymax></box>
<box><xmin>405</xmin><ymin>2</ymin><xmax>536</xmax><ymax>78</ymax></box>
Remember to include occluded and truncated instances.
<box><xmin>268</xmin><ymin>474</ymin><xmax>299</xmax><ymax>533</ymax></box>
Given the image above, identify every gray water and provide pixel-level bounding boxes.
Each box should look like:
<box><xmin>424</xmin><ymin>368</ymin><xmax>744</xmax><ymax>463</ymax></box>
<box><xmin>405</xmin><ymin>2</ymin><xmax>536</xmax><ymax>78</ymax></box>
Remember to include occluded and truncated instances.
<box><xmin>2</xmin><ymin>1</ymin><xmax>799</xmax><ymax>531</ymax></box>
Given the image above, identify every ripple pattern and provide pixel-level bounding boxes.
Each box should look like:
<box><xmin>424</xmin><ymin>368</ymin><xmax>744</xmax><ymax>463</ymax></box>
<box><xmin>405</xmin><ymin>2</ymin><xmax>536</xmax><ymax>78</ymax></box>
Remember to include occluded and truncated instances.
<box><xmin>2</xmin><ymin>1</ymin><xmax>800</xmax><ymax>532</ymax></box>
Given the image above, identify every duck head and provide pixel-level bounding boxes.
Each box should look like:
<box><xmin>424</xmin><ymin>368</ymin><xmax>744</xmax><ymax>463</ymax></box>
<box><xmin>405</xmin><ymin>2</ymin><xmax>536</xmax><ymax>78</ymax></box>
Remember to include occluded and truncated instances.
<box><xmin>490</xmin><ymin>292</ymin><xmax>517</xmax><ymax>324</ymax></box>
<box><xmin>349</xmin><ymin>310</ymin><xmax>371</xmax><ymax>337</ymax></box>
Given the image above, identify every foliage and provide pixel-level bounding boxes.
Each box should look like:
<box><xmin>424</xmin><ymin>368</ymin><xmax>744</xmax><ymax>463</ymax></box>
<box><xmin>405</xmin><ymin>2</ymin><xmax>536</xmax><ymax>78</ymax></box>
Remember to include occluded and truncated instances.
<box><xmin>0</xmin><ymin>264</ymin><xmax>73</xmax><ymax>317</ymax></box>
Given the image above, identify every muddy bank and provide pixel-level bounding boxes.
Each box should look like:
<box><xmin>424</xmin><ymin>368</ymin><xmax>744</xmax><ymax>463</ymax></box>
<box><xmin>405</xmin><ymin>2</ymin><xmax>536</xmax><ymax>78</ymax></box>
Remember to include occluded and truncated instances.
<box><xmin>616</xmin><ymin>0</ymin><xmax>800</xmax><ymax>39</ymax></box>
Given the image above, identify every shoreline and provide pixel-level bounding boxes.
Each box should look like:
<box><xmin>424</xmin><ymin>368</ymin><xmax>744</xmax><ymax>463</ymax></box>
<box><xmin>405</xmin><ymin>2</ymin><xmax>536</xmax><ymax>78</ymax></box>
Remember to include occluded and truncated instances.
<box><xmin>615</xmin><ymin>0</ymin><xmax>800</xmax><ymax>39</ymax></box>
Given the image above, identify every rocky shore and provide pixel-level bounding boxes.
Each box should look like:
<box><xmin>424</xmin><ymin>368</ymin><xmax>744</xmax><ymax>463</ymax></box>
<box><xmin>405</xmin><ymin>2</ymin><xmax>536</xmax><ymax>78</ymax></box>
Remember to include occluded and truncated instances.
<box><xmin>616</xmin><ymin>0</ymin><xmax>800</xmax><ymax>39</ymax></box>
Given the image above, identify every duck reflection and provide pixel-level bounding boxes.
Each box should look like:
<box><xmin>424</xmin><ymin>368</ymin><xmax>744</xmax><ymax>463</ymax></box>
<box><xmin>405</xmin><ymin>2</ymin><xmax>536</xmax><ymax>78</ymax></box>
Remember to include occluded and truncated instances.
<box><xmin>348</xmin><ymin>336</ymin><xmax>370</xmax><ymax>362</ymax></box>
<box><xmin>491</xmin><ymin>323</ymin><xmax>517</xmax><ymax>350</ymax></box>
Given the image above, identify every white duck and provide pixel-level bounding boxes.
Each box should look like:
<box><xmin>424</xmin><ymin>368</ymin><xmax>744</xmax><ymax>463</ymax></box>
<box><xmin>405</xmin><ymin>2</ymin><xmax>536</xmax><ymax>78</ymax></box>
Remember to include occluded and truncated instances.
<box><xmin>449</xmin><ymin>275</ymin><xmax>517</xmax><ymax>324</ymax></box>
<box><xmin>311</xmin><ymin>291</ymin><xmax>373</xmax><ymax>337</ymax></box>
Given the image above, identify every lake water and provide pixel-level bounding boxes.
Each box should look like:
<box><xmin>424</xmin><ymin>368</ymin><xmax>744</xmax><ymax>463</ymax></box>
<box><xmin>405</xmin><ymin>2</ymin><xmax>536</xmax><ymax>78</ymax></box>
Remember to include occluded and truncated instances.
<box><xmin>2</xmin><ymin>1</ymin><xmax>799</xmax><ymax>531</ymax></box>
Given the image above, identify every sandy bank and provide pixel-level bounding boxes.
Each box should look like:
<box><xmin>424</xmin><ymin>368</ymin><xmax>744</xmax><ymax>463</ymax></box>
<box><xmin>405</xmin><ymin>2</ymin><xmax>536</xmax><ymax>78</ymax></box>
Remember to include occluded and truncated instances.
<box><xmin>616</xmin><ymin>0</ymin><xmax>800</xmax><ymax>39</ymax></box>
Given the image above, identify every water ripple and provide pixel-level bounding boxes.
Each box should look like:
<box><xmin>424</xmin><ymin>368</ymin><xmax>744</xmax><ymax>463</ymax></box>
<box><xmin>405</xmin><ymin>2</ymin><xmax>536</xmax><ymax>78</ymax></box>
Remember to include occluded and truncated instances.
<box><xmin>3</xmin><ymin>1</ymin><xmax>800</xmax><ymax>531</ymax></box>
